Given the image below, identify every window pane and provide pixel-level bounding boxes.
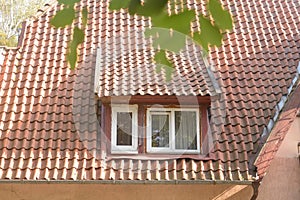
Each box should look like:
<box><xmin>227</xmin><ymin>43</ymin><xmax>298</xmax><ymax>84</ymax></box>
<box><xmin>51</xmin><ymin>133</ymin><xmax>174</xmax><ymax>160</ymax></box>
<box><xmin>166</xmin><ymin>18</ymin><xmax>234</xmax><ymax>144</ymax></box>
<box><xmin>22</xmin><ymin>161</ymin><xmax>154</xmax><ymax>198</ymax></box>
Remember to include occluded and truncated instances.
<box><xmin>117</xmin><ymin>112</ymin><xmax>132</xmax><ymax>146</ymax></box>
<box><xmin>175</xmin><ymin>111</ymin><xmax>197</xmax><ymax>150</ymax></box>
<box><xmin>151</xmin><ymin>114</ymin><xmax>169</xmax><ymax>148</ymax></box>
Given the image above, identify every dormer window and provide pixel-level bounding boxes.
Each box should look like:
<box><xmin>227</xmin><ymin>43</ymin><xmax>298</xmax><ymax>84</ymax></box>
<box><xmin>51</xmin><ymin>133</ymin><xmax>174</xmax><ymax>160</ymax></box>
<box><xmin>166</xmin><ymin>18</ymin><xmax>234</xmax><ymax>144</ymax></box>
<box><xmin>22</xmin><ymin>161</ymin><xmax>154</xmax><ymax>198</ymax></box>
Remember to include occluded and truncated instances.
<box><xmin>147</xmin><ymin>108</ymin><xmax>200</xmax><ymax>154</ymax></box>
<box><xmin>104</xmin><ymin>95</ymin><xmax>209</xmax><ymax>157</ymax></box>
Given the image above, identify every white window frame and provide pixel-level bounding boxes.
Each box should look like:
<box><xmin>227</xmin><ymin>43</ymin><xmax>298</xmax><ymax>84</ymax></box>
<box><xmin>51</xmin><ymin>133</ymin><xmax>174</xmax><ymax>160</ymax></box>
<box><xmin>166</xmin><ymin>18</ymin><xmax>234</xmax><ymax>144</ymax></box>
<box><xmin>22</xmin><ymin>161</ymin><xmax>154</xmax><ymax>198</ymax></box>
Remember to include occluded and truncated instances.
<box><xmin>111</xmin><ymin>104</ymin><xmax>138</xmax><ymax>154</ymax></box>
<box><xmin>147</xmin><ymin>107</ymin><xmax>200</xmax><ymax>154</ymax></box>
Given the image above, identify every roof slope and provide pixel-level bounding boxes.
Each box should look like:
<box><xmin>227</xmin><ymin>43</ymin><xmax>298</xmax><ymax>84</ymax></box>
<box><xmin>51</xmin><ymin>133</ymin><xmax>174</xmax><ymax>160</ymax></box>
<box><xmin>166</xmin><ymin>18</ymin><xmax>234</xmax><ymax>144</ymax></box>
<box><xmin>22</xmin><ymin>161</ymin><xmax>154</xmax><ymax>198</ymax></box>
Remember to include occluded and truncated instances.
<box><xmin>255</xmin><ymin>83</ymin><xmax>300</xmax><ymax>178</ymax></box>
<box><xmin>0</xmin><ymin>0</ymin><xmax>299</xmax><ymax>181</ymax></box>
<box><xmin>94</xmin><ymin>28</ymin><xmax>218</xmax><ymax>97</ymax></box>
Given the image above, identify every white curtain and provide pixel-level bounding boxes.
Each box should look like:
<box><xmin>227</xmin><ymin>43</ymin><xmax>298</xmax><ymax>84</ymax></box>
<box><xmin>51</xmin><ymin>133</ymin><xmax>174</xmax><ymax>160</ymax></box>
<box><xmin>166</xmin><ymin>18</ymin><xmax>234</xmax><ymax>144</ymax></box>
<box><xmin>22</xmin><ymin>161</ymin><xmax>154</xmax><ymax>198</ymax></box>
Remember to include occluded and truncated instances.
<box><xmin>151</xmin><ymin>114</ymin><xmax>170</xmax><ymax>147</ymax></box>
<box><xmin>117</xmin><ymin>112</ymin><xmax>132</xmax><ymax>145</ymax></box>
<box><xmin>175</xmin><ymin>111</ymin><xmax>197</xmax><ymax>150</ymax></box>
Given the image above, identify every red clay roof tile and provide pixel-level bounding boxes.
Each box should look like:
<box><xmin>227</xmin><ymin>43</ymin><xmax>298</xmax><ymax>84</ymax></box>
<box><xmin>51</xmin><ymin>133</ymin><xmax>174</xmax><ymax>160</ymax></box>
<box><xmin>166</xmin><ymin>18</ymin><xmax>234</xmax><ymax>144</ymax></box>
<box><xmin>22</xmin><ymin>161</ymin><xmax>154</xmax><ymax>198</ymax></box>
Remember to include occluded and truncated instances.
<box><xmin>0</xmin><ymin>0</ymin><xmax>299</xmax><ymax>182</ymax></box>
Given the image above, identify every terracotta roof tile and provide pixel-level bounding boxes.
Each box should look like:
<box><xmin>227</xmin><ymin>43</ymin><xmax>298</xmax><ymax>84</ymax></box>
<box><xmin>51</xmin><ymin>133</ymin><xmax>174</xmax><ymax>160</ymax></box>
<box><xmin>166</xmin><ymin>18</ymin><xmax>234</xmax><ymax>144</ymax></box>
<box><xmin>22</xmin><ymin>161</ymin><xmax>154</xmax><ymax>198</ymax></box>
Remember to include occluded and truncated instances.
<box><xmin>0</xmin><ymin>0</ymin><xmax>299</xmax><ymax>182</ymax></box>
<box><xmin>255</xmin><ymin>84</ymin><xmax>300</xmax><ymax>178</ymax></box>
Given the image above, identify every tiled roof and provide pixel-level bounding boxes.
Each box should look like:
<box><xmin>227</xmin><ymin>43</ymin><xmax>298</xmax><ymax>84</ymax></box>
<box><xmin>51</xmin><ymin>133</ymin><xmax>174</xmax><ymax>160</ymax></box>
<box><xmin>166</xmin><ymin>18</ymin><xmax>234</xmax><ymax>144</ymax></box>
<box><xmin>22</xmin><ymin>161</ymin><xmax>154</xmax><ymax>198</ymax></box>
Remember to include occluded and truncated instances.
<box><xmin>255</xmin><ymin>83</ymin><xmax>300</xmax><ymax>178</ymax></box>
<box><xmin>95</xmin><ymin>42</ymin><xmax>216</xmax><ymax>97</ymax></box>
<box><xmin>0</xmin><ymin>0</ymin><xmax>299</xmax><ymax>182</ymax></box>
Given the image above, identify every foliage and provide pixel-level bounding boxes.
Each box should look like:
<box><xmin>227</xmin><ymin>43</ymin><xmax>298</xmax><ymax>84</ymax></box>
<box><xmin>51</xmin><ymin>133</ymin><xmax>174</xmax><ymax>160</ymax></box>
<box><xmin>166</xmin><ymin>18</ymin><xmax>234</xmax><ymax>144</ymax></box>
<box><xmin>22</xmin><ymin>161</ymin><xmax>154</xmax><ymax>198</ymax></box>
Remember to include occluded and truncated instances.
<box><xmin>0</xmin><ymin>29</ymin><xmax>17</xmax><ymax>46</ymax></box>
<box><xmin>51</xmin><ymin>0</ymin><xmax>233</xmax><ymax>70</ymax></box>
<box><xmin>0</xmin><ymin>0</ymin><xmax>49</xmax><ymax>47</ymax></box>
<box><xmin>50</xmin><ymin>0</ymin><xmax>87</xmax><ymax>69</ymax></box>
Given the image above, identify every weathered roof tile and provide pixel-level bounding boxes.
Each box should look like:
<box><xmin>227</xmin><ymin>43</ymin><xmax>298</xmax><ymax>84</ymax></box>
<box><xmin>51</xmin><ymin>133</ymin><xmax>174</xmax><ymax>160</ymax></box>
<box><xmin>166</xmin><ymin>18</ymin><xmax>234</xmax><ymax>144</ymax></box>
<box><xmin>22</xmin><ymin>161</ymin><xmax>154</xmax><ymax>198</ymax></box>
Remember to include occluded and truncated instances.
<box><xmin>0</xmin><ymin>0</ymin><xmax>299</xmax><ymax>182</ymax></box>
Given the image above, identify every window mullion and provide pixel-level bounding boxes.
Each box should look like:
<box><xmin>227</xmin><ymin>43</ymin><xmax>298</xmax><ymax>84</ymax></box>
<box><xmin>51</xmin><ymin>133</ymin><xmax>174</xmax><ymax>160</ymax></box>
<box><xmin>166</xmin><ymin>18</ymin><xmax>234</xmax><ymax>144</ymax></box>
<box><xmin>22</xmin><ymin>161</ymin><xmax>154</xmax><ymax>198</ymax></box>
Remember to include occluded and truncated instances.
<box><xmin>170</xmin><ymin>110</ymin><xmax>175</xmax><ymax>151</ymax></box>
<box><xmin>132</xmin><ymin>110</ymin><xmax>138</xmax><ymax>150</ymax></box>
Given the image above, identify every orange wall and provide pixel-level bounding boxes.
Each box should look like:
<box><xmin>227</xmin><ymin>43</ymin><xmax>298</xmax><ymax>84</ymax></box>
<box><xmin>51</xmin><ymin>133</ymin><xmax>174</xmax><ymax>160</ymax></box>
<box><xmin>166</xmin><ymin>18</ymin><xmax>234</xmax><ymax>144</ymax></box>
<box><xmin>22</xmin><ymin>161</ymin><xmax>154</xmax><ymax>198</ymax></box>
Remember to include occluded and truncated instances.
<box><xmin>0</xmin><ymin>183</ymin><xmax>253</xmax><ymax>200</ymax></box>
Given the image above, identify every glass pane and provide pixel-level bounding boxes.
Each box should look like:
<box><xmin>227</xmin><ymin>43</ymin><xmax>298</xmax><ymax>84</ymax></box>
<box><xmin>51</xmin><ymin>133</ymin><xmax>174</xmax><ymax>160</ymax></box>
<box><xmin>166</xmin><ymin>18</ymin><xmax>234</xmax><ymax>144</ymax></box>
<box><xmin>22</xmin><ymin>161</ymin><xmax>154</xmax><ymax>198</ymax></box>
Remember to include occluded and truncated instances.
<box><xmin>175</xmin><ymin>111</ymin><xmax>197</xmax><ymax>150</ymax></box>
<box><xmin>151</xmin><ymin>114</ymin><xmax>170</xmax><ymax>148</ymax></box>
<box><xmin>117</xmin><ymin>112</ymin><xmax>132</xmax><ymax>146</ymax></box>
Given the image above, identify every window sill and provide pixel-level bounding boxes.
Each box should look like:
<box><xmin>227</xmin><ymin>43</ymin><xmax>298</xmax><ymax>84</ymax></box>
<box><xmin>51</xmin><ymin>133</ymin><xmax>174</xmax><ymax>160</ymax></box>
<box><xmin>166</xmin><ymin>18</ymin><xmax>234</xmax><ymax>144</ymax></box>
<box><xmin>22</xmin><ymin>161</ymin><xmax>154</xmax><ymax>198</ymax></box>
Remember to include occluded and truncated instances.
<box><xmin>147</xmin><ymin>149</ymin><xmax>201</xmax><ymax>154</ymax></box>
<box><xmin>106</xmin><ymin>153</ymin><xmax>216</xmax><ymax>161</ymax></box>
<box><xmin>111</xmin><ymin>150</ymin><xmax>139</xmax><ymax>155</ymax></box>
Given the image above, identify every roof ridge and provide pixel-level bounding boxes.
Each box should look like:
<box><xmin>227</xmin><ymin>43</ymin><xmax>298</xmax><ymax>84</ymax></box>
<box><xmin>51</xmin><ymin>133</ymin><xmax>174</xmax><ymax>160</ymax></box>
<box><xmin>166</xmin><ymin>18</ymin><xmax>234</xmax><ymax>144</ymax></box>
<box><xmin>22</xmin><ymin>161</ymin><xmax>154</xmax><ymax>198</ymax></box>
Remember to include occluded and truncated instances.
<box><xmin>28</xmin><ymin>0</ymin><xmax>58</xmax><ymax>21</ymax></box>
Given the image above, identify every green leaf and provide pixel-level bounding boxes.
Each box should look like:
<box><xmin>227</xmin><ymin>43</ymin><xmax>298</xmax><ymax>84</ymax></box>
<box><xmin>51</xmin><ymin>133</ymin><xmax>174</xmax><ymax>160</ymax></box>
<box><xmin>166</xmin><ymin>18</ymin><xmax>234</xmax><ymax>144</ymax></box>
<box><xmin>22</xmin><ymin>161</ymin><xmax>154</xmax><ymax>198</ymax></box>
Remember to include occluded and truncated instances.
<box><xmin>82</xmin><ymin>7</ymin><xmax>88</xmax><ymax>27</ymax></box>
<box><xmin>154</xmin><ymin>50</ymin><xmax>172</xmax><ymax>67</ymax></box>
<box><xmin>73</xmin><ymin>27</ymin><xmax>85</xmax><ymax>45</ymax></box>
<box><xmin>58</xmin><ymin>0</ymin><xmax>80</xmax><ymax>6</ymax></box>
<box><xmin>135</xmin><ymin>0</ymin><xmax>168</xmax><ymax>16</ymax></box>
<box><xmin>152</xmin><ymin>10</ymin><xmax>195</xmax><ymax>35</ymax></box>
<box><xmin>109</xmin><ymin>0</ymin><xmax>131</xmax><ymax>10</ymax></box>
<box><xmin>208</xmin><ymin>0</ymin><xmax>233</xmax><ymax>30</ymax></box>
<box><xmin>67</xmin><ymin>45</ymin><xmax>78</xmax><ymax>70</ymax></box>
<box><xmin>154</xmin><ymin>50</ymin><xmax>174</xmax><ymax>81</ymax></box>
<box><xmin>128</xmin><ymin>0</ymin><xmax>142</xmax><ymax>15</ymax></box>
<box><xmin>193</xmin><ymin>32</ymin><xmax>208</xmax><ymax>52</ymax></box>
<box><xmin>193</xmin><ymin>15</ymin><xmax>223</xmax><ymax>52</ymax></box>
<box><xmin>67</xmin><ymin>27</ymin><xmax>85</xmax><ymax>69</ymax></box>
<box><xmin>50</xmin><ymin>7</ymin><xmax>75</xmax><ymax>28</ymax></box>
<box><xmin>144</xmin><ymin>28</ymin><xmax>187</xmax><ymax>53</ymax></box>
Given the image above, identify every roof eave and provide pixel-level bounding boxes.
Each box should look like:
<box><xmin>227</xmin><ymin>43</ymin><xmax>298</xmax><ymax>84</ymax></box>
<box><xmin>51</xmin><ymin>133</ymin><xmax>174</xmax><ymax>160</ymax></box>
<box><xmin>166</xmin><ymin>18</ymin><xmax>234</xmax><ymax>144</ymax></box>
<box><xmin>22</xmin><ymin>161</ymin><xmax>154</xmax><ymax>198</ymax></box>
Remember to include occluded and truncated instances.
<box><xmin>0</xmin><ymin>179</ymin><xmax>253</xmax><ymax>185</ymax></box>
